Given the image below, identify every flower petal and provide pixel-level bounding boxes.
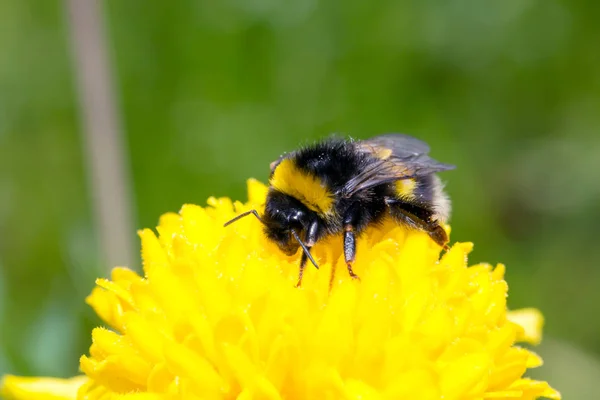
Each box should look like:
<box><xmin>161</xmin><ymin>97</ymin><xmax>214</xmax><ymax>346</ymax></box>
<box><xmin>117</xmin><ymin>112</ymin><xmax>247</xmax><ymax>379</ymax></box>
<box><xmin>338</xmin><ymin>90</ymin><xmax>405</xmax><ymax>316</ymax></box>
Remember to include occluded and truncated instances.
<box><xmin>1</xmin><ymin>180</ymin><xmax>560</xmax><ymax>400</ymax></box>
<box><xmin>0</xmin><ymin>375</ymin><xmax>86</xmax><ymax>400</ymax></box>
<box><xmin>508</xmin><ymin>308</ymin><xmax>544</xmax><ymax>345</ymax></box>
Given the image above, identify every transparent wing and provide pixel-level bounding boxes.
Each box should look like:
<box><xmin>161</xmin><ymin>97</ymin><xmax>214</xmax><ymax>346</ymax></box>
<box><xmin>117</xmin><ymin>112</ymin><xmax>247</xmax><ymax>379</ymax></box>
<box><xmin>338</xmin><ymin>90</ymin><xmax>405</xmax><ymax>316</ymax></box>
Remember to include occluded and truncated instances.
<box><xmin>342</xmin><ymin>133</ymin><xmax>455</xmax><ymax>197</ymax></box>
<box><xmin>359</xmin><ymin>133</ymin><xmax>431</xmax><ymax>156</ymax></box>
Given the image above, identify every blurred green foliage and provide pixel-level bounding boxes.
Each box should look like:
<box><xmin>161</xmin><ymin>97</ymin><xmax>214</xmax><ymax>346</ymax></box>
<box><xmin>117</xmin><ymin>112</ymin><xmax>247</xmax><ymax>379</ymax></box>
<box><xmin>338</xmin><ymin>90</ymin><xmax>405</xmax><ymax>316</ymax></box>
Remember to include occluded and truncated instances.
<box><xmin>1</xmin><ymin>0</ymin><xmax>599</xmax><ymax>398</ymax></box>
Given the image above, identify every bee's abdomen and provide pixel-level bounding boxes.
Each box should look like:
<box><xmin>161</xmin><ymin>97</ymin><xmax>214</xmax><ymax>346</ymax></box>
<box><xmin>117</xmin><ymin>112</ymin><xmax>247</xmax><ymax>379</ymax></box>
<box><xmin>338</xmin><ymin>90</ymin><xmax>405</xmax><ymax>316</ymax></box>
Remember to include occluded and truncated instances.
<box><xmin>394</xmin><ymin>178</ymin><xmax>419</xmax><ymax>201</ymax></box>
<box><xmin>388</xmin><ymin>175</ymin><xmax>450</xmax><ymax>223</ymax></box>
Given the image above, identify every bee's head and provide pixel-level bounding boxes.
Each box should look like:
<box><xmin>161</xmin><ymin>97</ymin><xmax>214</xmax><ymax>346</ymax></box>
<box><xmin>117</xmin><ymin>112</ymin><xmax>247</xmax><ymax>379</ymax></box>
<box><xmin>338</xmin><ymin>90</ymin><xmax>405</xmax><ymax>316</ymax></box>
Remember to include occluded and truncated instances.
<box><xmin>223</xmin><ymin>190</ymin><xmax>320</xmax><ymax>269</ymax></box>
<box><xmin>262</xmin><ymin>190</ymin><xmax>312</xmax><ymax>255</ymax></box>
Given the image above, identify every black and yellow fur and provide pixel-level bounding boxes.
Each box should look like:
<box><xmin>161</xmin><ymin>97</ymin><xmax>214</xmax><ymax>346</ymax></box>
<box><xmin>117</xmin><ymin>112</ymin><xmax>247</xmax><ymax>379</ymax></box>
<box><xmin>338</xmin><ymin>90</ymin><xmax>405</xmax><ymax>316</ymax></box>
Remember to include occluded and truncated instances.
<box><xmin>226</xmin><ymin>134</ymin><xmax>454</xmax><ymax>287</ymax></box>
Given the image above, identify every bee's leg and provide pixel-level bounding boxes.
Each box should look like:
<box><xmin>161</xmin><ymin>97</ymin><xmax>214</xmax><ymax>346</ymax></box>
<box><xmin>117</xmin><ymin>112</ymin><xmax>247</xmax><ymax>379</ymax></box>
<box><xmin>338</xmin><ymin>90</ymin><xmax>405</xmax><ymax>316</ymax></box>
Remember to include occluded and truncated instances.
<box><xmin>341</xmin><ymin>204</ymin><xmax>368</xmax><ymax>281</ymax></box>
<box><xmin>343</xmin><ymin>225</ymin><xmax>361</xmax><ymax>281</ymax></box>
<box><xmin>295</xmin><ymin>251</ymin><xmax>311</xmax><ymax>288</ymax></box>
<box><xmin>328</xmin><ymin>259</ymin><xmax>338</xmax><ymax>292</ymax></box>
<box><xmin>385</xmin><ymin>197</ymin><xmax>448</xmax><ymax>248</ymax></box>
<box><xmin>427</xmin><ymin>224</ymin><xmax>449</xmax><ymax>249</ymax></box>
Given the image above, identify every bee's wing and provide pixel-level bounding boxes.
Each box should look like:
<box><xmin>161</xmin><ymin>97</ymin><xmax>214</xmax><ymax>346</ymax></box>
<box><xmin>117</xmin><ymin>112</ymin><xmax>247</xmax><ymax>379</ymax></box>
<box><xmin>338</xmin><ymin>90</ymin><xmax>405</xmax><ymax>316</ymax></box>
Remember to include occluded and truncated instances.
<box><xmin>360</xmin><ymin>133</ymin><xmax>432</xmax><ymax>155</ymax></box>
<box><xmin>341</xmin><ymin>133</ymin><xmax>455</xmax><ymax>197</ymax></box>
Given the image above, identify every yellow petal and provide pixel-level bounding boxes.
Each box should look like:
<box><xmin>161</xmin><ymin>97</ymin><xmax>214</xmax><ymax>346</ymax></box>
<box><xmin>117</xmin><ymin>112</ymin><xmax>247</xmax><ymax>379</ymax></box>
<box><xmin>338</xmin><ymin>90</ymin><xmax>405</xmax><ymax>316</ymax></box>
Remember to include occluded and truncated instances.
<box><xmin>0</xmin><ymin>375</ymin><xmax>86</xmax><ymax>400</ymax></box>
<box><xmin>439</xmin><ymin>353</ymin><xmax>492</xmax><ymax>399</ymax></box>
<box><xmin>1</xmin><ymin>179</ymin><xmax>559</xmax><ymax>400</ymax></box>
<box><xmin>508</xmin><ymin>308</ymin><xmax>544</xmax><ymax>345</ymax></box>
<box><xmin>508</xmin><ymin>378</ymin><xmax>562</xmax><ymax>400</ymax></box>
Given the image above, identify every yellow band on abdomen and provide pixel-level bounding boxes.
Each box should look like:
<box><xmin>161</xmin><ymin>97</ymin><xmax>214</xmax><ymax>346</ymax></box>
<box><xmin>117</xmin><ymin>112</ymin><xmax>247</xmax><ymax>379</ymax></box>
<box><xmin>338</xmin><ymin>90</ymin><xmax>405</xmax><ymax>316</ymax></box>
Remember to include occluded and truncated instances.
<box><xmin>395</xmin><ymin>178</ymin><xmax>417</xmax><ymax>200</ymax></box>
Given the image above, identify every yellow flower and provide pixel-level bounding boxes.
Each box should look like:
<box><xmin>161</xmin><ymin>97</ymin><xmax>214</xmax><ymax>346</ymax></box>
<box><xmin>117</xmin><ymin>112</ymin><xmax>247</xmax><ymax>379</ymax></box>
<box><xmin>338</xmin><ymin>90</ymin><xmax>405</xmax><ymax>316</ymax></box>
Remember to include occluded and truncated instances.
<box><xmin>1</xmin><ymin>179</ymin><xmax>560</xmax><ymax>400</ymax></box>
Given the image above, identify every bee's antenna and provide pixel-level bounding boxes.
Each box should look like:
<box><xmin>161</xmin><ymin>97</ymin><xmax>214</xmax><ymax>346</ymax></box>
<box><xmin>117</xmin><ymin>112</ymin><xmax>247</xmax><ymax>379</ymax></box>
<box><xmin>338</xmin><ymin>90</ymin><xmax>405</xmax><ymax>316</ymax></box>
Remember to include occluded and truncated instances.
<box><xmin>224</xmin><ymin>209</ymin><xmax>264</xmax><ymax>227</ymax></box>
<box><xmin>291</xmin><ymin>229</ymin><xmax>319</xmax><ymax>270</ymax></box>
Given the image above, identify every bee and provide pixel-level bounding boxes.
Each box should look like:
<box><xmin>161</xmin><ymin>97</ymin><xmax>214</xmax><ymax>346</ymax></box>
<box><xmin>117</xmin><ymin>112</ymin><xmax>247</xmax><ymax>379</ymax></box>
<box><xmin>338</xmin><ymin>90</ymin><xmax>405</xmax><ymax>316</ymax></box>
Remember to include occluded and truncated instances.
<box><xmin>225</xmin><ymin>133</ymin><xmax>455</xmax><ymax>287</ymax></box>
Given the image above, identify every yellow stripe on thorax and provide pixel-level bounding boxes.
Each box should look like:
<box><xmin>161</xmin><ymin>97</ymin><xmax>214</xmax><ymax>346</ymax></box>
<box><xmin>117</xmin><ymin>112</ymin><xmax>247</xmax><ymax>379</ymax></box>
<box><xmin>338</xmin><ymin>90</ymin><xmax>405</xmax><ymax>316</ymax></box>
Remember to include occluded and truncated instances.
<box><xmin>395</xmin><ymin>178</ymin><xmax>417</xmax><ymax>200</ymax></box>
<box><xmin>270</xmin><ymin>159</ymin><xmax>334</xmax><ymax>215</ymax></box>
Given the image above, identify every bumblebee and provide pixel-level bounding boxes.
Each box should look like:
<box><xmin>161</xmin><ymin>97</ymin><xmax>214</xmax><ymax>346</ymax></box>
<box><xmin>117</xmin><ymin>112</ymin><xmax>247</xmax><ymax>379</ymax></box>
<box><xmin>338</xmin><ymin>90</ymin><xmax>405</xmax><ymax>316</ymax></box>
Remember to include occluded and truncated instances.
<box><xmin>225</xmin><ymin>133</ymin><xmax>455</xmax><ymax>287</ymax></box>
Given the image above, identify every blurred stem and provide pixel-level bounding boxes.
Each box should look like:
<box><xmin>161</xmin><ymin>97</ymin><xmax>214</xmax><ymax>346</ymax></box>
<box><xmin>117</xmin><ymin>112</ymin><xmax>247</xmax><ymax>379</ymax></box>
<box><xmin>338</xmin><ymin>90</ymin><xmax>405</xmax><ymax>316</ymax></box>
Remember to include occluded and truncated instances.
<box><xmin>65</xmin><ymin>0</ymin><xmax>136</xmax><ymax>271</ymax></box>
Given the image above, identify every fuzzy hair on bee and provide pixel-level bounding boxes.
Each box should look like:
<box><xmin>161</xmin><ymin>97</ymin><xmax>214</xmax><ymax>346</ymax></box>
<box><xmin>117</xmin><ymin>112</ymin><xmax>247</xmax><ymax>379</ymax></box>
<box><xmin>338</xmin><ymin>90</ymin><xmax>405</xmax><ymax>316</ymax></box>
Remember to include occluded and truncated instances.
<box><xmin>224</xmin><ymin>133</ymin><xmax>455</xmax><ymax>287</ymax></box>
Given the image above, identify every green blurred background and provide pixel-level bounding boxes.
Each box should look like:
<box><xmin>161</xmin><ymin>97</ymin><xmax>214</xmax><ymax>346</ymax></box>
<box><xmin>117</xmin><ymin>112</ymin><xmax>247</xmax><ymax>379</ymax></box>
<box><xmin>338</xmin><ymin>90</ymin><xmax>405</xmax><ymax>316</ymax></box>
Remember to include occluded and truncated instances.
<box><xmin>1</xmin><ymin>0</ymin><xmax>599</xmax><ymax>398</ymax></box>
